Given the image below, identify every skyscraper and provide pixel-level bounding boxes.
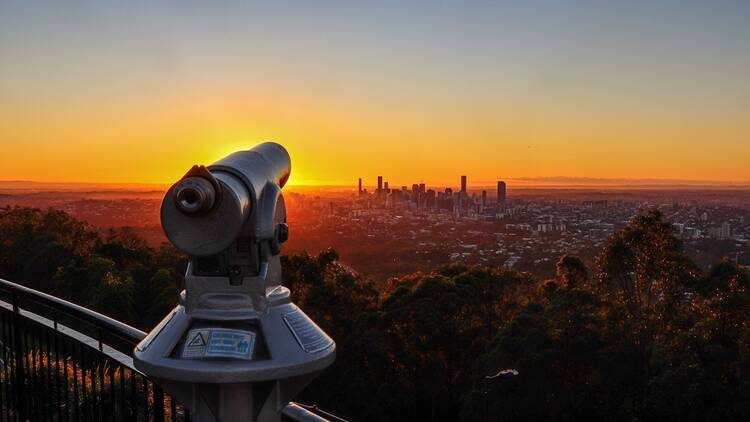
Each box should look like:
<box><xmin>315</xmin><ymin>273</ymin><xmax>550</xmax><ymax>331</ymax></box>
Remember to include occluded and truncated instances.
<box><xmin>461</xmin><ymin>175</ymin><xmax>467</xmax><ymax>193</ymax></box>
<box><xmin>358</xmin><ymin>178</ymin><xmax>362</xmax><ymax>195</ymax></box>
<box><xmin>377</xmin><ymin>176</ymin><xmax>383</xmax><ymax>193</ymax></box>
<box><xmin>721</xmin><ymin>221</ymin><xmax>731</xmax><ymax>239</ymax></box>
<box><xmin>481</xmin><ymin>190</ymin><xmax>487</xmax><ymax>207</ymax></box>
<box><xmin>497</xmin><ymin>181</ymin><xmax>506</xmax><ymax>208</ymax></box>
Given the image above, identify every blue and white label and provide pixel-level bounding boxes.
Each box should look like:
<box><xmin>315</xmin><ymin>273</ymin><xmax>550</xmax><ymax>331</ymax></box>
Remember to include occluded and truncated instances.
<box><xmin>182</xmin><ymin>328</ymin><xmax>255</xmax><ymax>360</ymax></box>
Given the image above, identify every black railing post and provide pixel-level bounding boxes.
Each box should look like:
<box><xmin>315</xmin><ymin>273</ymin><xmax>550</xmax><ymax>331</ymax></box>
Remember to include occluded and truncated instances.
<box><xmin>2</xmin><ymin>312</ymin><xmax>11</xmax><ymax>422</ymax></box>
<box><xmin>109</xmin><ymin>365</ymin><xmax>116</xmax><ymax>421</ymax></box>
<box><xmin>153</xmin><ymin>384</ymin><xmax>166</xmax><ymax>422</ymax></box>
<box><xmin>29</xmin><ymin>321</ymin><xmax>38</xmax><ymax>421</ymax></box>
<box><xmin>142</xmin><ymin>376</ymin><xmax>150</xmax><ymax>421</ymax></box>
<box><xmin>53</xmin><ymin>311</ymin><xmax>63</xmax><ymax>422</ymax></box>
<box><xmin>0</xmin><ymin>312</ymin><xmax>7</xmax><ymax>422</ymax></box>
<box><xmin>72</xmin><ymin>341</ymin><xmax>79</xmax><ymax>422</ymax></box>
<box><xmin>44</xmin><ymin>325</ymin><xmax>53</xmax><ymax>421</ymax></box>
<box><xmin>130</xmin><ymin>369</ymin><xmax>137</xmax><ymax>420</ymax></box>
<box><xmin>119</xmin><ymin>367</ymin><xmax>126</xmax><ymax>421</ymax></box>
<box><xmin>98</xmin><ymin>328</ymin><xmax>106</xmax><ymax>421</ymax></box>
<box><xmin>11</xmin><ymin>292</ymin><xmax>27</xmax><ymax>421</ymax></box>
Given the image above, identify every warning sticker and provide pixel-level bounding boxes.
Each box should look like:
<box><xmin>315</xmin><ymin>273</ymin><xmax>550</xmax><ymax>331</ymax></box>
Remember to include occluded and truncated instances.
<box><xmin>182</xmin><ymin>328</ymin><xmax>255</xmax><ymax>360</ymax></box>
<box><xmin>283</xmin><ymin>309</ymin><xmax>333</xmax><ymax>353</ymax></box>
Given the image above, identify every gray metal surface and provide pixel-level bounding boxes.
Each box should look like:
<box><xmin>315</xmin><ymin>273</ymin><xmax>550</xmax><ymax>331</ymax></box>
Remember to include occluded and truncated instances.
<box><xmin>160</xmin><ymin>142</ymin><xmax>290</xmax><ymax>257</ymax></box>
<box><xmin>161</xmin><ymin>171</ymin><xmax>251</xmax><ymax>257</ymax></box>
<box><xmin>136</xmin><ymin>142</ymin><xmax>335</xmax><ymax>422</ymax></box>
<box><xmin>134</xmin><ymin>288</ymin><xmax>335</xmax><ymax>383</ymax></box>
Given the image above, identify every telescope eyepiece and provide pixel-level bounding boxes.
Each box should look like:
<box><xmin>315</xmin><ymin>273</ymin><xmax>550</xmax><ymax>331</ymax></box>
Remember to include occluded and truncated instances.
<box><xmin>174</xmin><ymin>176</ymin><xmax>217</xmax><ymax>215</ymax></box>
<box><xmin>160</xmin><ymin>142</ymin><xmax>289</xmax><ymax>256</ymax></box>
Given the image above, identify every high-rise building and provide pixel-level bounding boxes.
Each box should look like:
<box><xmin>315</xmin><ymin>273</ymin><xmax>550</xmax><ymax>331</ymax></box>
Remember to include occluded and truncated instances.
<box><xmin>461</xmin><ymin>175</ymin><xmax>467</xmax><ymax>193</ymax></box>
<box><xmin>497</xmin><ymin>181</ymin><xmax>507</xmax><ymax>208</ymax></box>
<box><xmin>481</xmin><ymin>190</ymin><xmax>487</xmax><ymax>207</ymax></box>
<box><xmin>377</xmin><ymin>176</ymin><xmax>383</xmax><ymax>193</ymax></box>
<box><xmin>426</xmin><ymin>189</ymin><xmax>436</xmax><ymax>208</ymax></box>
<box><xmin>721</xmin><ymin>221</ymin><xmax>731</xmax><ymax>239</ymax></box>
<box><xmin>384</xmin><ymin>181</ymin><xmax>389</xmax><ymax>192</ymax></box>
<box><xmin>358</xmin><ymin>178</ymin><xmax>362</xmax><ymax>195</ymax></box>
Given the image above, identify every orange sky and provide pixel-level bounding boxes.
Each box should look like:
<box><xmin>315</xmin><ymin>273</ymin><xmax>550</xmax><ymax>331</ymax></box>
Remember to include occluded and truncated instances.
<box><xmin>1</xmin><ymin>2</ymin><xmax>749</xmax><ymax>187</ymax></box>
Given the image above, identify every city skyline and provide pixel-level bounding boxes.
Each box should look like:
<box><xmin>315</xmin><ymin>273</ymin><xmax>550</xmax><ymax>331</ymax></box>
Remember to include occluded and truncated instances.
<box><xmin>360</xmin><ymin>174</ymin><xmax>510</xmax><ymax>195</ymax></box>
<box><xmin>348</xmin><ymin>174</ymin><xmax>750</xmax><ymax>192</ymax></box>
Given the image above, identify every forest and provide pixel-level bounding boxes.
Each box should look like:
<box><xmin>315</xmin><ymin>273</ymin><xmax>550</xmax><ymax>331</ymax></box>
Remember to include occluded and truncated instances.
<box><xmin>0</xmin><ymin>206</ymin><xmax>748</xmax><ymax>421</ymax></box>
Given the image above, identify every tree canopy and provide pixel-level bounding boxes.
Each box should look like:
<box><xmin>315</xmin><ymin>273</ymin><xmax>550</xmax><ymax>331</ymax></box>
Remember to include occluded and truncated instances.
<box><xmin>1</xmin><ymin>206</ymin><xmax>749</xmax><ymax>421</ymax></box>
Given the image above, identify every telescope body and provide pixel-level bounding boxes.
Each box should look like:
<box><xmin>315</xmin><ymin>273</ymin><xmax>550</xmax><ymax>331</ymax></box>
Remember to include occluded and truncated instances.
<box><xmin>161</xmin><ymin>142</ymin><xmax>291</xmax><ymax>257</ymax></box>
<box><xmin>134</xmin><ymin>142</ymin><xmax>335</xmax><ymax>422</ymax></box>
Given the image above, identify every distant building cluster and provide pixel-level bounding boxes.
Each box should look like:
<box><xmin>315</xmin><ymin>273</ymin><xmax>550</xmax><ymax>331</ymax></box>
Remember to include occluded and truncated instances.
<box><xmin>356</xmin><ymin>175</ymin><xmax>508</xmax><ymax>218</ymax></box>
<box><xmin>673</xmin><ymin>212</ymin><xmax>737</xmax><ymax>240</ymax></box>
<box><xmin>284</xmin><ymin>180</ymin><xmax>750</xmax><ymax>279</ymax></box>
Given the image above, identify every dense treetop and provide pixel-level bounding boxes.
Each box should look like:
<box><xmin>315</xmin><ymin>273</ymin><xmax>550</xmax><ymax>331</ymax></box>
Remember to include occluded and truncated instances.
<box><xmin>0</xmin><ymin>206</ymin><xmax>748</xmax><ymax>421</ymax></box>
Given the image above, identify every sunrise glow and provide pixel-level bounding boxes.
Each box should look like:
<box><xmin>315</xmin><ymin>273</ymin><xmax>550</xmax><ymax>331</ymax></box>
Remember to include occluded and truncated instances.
<box><xmin>1</xmin><ymin>2</ymin><xmax>749</xmax><ymax>187</ymax></box>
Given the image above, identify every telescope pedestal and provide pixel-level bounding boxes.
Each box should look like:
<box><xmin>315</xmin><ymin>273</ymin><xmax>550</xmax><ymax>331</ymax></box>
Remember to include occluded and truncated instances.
<box><xmin>157</xmin><ymin>374</ymin><xmax>317</xmax><ymax>422</ymax></box>
<box><xmin>133</xmin><ymin>271</ymin><xmax>335</xmax><ymax>422</ymax></box>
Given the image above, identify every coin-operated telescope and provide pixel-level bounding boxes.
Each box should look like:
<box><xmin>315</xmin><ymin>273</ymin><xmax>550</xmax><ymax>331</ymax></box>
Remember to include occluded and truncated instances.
<box><xmin>134</xmin><ymin>142</ymin><xmax>335</xmax><ymax>422</ymax></box>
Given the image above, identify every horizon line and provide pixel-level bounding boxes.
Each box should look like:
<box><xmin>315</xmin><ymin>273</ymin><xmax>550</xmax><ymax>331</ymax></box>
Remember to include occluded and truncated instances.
<box><xmin>3</xmin><ymin>176</ymin><xmax>750</xmax><ymax>191</ymax></box>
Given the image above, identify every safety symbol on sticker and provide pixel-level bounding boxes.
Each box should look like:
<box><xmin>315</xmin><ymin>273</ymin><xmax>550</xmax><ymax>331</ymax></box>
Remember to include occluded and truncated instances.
<box><xmin>182</xmin><ymin>329</ymin><xmax>210</xmax><ymax>358</ymax></box>
<box><xmin>187</xmin><ymin>332</ymin><xmax>206</xmax><ymax>347</ymax></box>
<box><xmin>182</xmin><ymin>328</ymin><xmax>255</xmax><ymax>360</ymax></box>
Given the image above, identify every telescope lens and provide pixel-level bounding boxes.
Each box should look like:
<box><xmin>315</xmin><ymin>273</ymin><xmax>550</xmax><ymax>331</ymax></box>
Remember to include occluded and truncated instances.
<box><xmin>174</xmin><ymin>177</ymin><xmax>216</xmax><ymax>215</ymax></box>
<box><xmin>178</xmin><ymin>189</ymin><xmax>200</xmax><ymax>209</ymax></box>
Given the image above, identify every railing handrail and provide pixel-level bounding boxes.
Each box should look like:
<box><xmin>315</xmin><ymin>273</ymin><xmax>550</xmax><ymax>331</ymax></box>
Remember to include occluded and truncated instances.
<box><xmin>0</xmin><ymin>276</ymin><xmax>348</xmax><ymax>422</ymax></box>
<box><xmin>0</xmin><ymin>277</ymin><xmax>175</xmax><ymax>421</ymax></box>
<box><xmin>0</xmin><ymin>277</ymin><xmax>146</xmax><ymax>345</ymax></box>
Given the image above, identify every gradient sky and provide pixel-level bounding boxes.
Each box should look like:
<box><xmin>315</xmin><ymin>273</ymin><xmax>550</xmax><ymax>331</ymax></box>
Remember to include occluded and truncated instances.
<box><xmin>1</xmin><ymin>1</ymin><xmax>749</xmax><ymax>186</ymax></box>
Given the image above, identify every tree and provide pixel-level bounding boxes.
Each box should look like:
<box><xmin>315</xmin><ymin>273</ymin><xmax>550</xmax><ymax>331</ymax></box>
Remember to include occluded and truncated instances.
<box><xmin>597</xmin><ymin>210</ymin><xmax>699</xmax><ymax>400</ymax></box>
<box><xmin>282</xmin><ymin>249</ymin><xmax>380</xmax><ymax>419</ymax></box>
<box><xmin>0</xmin><ymin>207</ymin><xmax>97</xmax><ymax>290</ymax></box>
<box><xmin>87</xmin><ymin>271</ymin><xmax>137</xmax><ymax>323</ymax></box>
<box><xmin>141</xmin><ymin>268</ymin><xmax>183</xmax><ymax>328</ymax></box>
<box><xmin>555</xmin><ymin>254</ymin><xmax>588</xmax><ymax>289</ymax></box>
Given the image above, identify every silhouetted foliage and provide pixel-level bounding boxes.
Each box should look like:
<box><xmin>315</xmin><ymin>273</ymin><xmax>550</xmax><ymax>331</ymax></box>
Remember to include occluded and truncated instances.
<box><xmin>0</xmin><ymin>207</ymin><xmax>184</xmax><ymax>328</ymax></box>
<box><xmin>2</xmin><ymin>206</ymin><xmax>750</xmax><ymax>421</ymax></box>
<box><xmin>556</xmin><ymin>254</ymin><xmax>588</xmax><ymax>288</ymax></box>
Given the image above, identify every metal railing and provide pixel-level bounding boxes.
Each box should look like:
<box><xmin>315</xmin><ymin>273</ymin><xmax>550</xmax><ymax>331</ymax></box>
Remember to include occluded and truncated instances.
<box><xmin>0</xmin><ymin>278</ymin><xmax>189</xmax><ymax>421</ymax></box>
<box><xmin>0</xmin><ymin>278</ymin><xmax>345</xmax><ymax>422</ymax></box>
